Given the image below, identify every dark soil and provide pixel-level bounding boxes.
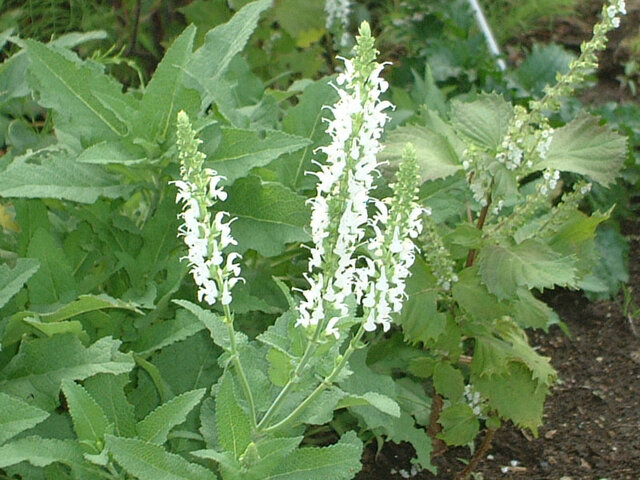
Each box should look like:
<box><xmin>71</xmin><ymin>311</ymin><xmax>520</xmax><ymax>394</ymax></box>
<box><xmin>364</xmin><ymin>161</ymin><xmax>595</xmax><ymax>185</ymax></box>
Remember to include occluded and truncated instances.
<box><xmin>357</xmin><ymin>2</ymin><xmax>640</xmax><ymax>478</ymax></box>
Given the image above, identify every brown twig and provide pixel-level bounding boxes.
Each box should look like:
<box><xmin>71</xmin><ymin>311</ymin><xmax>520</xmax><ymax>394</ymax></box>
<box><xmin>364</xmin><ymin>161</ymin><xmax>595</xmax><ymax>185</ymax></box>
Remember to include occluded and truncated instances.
<box><xmin>454</xmin><ymin>427</ymin><xmax>497</xmax><ymax>480</ymax></box>
<box><xmin>427</xmin><ymin>392</ymin><xmax>446</xmax><ymax>456</ymax></box>
<box><xmin>465</xmin><ymin>191</ymin><xmax>492</xmax><ymax>268</ymax></box>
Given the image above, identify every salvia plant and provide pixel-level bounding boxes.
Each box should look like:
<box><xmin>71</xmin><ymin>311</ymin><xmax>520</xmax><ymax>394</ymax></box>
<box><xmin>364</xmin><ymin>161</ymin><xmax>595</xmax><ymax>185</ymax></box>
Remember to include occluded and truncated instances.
<box><xmin>0</xmin><ymin>0</ymin><xmax>629</xmax><ymax>479</ymax></box>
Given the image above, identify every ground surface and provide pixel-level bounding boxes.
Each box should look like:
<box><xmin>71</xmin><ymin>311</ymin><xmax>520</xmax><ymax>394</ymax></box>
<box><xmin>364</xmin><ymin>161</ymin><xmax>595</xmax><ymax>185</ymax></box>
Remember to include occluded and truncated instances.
<box><xmin>357</xmin><ymin>2</ymin><xmax>640</xmax><ymax>478</ymax></box>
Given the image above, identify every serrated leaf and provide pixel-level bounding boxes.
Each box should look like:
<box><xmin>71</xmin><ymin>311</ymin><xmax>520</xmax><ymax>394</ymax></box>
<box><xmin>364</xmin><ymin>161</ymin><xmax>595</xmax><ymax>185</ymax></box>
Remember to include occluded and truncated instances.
<box><xmin>271</xmin><ymin>79</ymin><xmax>338</xmax><ymax>191</ymax></box>
<box><xmin>438</xmin><ymin>402</ymin><xmax>479</xmax><ymax>446</ymax></box>
<box><xmin>515</xmin><ymin>43</ymin><xmax>575</xmax><ymax>96</ymax></box>
<box><xmin>433</xmin><ymin>362</ymin><xmax>465</xmax><ymax>400</ymax></box>
<box><xmin>84</xmin><ymin>374</ymin><xmax>136</xmax><ymax>438</ymax></box>
<box><xmin>106</xmin><ymin>435</ymin><xmax>218</xmax><ymax>480</ymax></box>
<box><xmin>451</xmin><ymin>267</ymin><xmax>511</xmax><ymax>321</ymax></box>
<box><xmin>388</xmin><ymin>412</ymin><xmax>435</xmax><ymax>473</ymax></box>
<box><xmin>0</xmin><ymin>156</ymin><xmax>133</xmax><ymax>203</ymax></box>
<box><xmin>513</xmin><ymin>289</ymin><xmax>559</xmax><ymax>330</ymax></box>
<box><xmin>264</xmin><ymin>431</ymin><xmax>362</xmax><ymax>480</ymax></box>
<box><xmin>25</xmin><ymin>39</ymin><xmax>132</xmax><ymax>144</ymax></box>
<box><xmin>0</xmin><ymin>436</ymin><xmax>85</xmax><ymax>469</ymax></box>
<box><xmin>216</xmin><ymin>374</ymin><xmax>252</xmax><ymax>459</ymax></box>
<box><xmin>540</xmin><ymin>113</ymin><xmax>627</xmax><ymax>186</ymax></box>
<box><xmin>224</xmin><ymin>176</ymin><xmax>310</xmax><ymax>256</ymax></box>
<box><xmin>136</xmin><ymin>25</ymin><xmax>200</xmax><ymax>143</ymax></box>
<box><xmin>0</xmin><ymin>258</ymin><xmax>39</xmax><ymax>310</ymax></box>
<box><xmin>450</xmin><ymin>93</ymin><xmax>513</xmax><ymax>150</ymax></box>
<box><xmin>0</xmin><ymin>334</ymin><xmax>134</xmax><ymax>410</ymax></box>
<box><xmin>381</xmin><ymin>125</ymin><xmax>462</xmax><ymax>181</ymax></box>
<box><xmin>208</xmin><ymin>127</ymin><xmax>311</xmax><ymax>184</ymax></box>
<box><xmin>0</xmin><ymin>392</ymin><xmax>49</xmax><ymax>445</ymax></box>
<box><xmin>131</xmin><ymin>310</ymin><xmax>205</xmax><ymax>355</ymax></box>
<box><xmin>137</xmin><ymin>388</ymin><xmax>206</xmax><ymax>444</ymax></box>
<box><xmin>478</xmin><ymin>239</ymin><xmax>577</xmax><ymax>299</ymax></box>
<box><xmin>61</xmin><ymin>380</ymin><xmax>110</xmax><ymax>453</ymax></box>
<box><xmin>173</xmin><ymin>300</ymin><xmax>240</xmax><ymax>351</ymax></box>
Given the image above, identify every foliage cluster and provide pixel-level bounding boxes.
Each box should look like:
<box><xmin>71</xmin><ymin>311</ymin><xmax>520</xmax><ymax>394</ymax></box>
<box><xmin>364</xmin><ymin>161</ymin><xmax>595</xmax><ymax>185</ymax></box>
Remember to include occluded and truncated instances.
<box><xmin>0</xmin><ymin>0</ymin><xmax>633</xmax><ymax>479</ymax></box>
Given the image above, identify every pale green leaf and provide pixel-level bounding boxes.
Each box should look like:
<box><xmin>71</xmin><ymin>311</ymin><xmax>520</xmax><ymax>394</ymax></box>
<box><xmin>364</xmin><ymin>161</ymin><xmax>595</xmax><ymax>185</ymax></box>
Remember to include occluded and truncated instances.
<box><xmin>84</xmin><ymin>374</ymin><xmax>136</xmax><ymax>438</ymax></box>
<box><xmin>224</xmin><ymin>176</ymin><xmax>310</xmax><ymax>256</ymax></box>
<box><xmin>450</xmin><ymin>93</ymin><xmax>513</xmax><ymax>150</ymax></box>
<box><xmin>0</xmin><ymin>258</ymin><xmax>39</xmax><ymax>310</ymax></box>
<box><xmin>208</xmin><ymin>127</ymin><xmax>311</xmax><ymax>184</ymax></box>
<box><xmin>438</xmin><ymin>402</ymin><xmax>480</xmax><ymax>446</ymax></box>
<box><xmin>381</xmin><ymin>125</ymin><xmax>462</xmax><ymax>181</ymax></box>
<box><xmin>266</xmin><ymin>348</ymin><xmax>291</xmax><ymax>387</ymax></box>
<box><xmin>216</xmin><ymin>374</ymin><xmax>252</xmax><ymax>459</ymax></box>
<box><xmin>0</xmin><ymin>156</ymin><xmax>133</xmax><ymax>203</ymax></box>
<box><xmin>131</xmin><ymin>309</ymin><xmax>205</xmax><ymax>355</ymax></box>
<box><xmin>451</xmin><ymin>267</ymin><xmax>511</xmax><ymax>321</ymax></box>
<box><xmin>433</xmin><ymin>362</ymin><xmax>465</xmax><ymax>400</ymax></box>
<box><xmin>23</xmin><ymin>317</ymin><xmax>88</xmax><ymax>342</ymax></box>
<box><xmin>264</xmin><ymin>431</ymin><xmax>362</xmax><ymax>480</ymax></box>
<box><xmin>273</xmin><ymin>0</ymin><xmax>325</xmax><ymax>41</ymax></box>
<box><xmin>173</xmin><ymin>300</ymin><xmax>242</xmax><ymax>352</ymax></box>
<box><xmin>478</xmin><ymin>239</ymin><xmax>577</xmax><ymax>299</ymax></box>
<box><xmin>336</xmin><ymin>392</ymin><xmax>401</xmax><ymax>418</ymax></box>
<box><xmin>513</xmin><ymin>289</ymin><xmax>559</xmax><ymax>330</ymax></box>
<box><xmin>106</xmin><ymin>435</ymin><xmax>218</xmax><ymax>480</ymax></box>
<box><xmin>137</xmin><ymin>388</ymin><xmax>206</xmax><ymax>444</ymax></box>
<box><xmin>40</xmin><ymin>294</ymin><xmax>142</xmax><ymax>323</ymax></box>
<box><xmin>25</xmin><ymin>39</ymin><xmax>132</xmax><ymax>144</ymax></box>
<box><xmin>0</xmin><ymin>335</ymin><xmax>134</xmax><ymax>410</ymax></box>
<box><xmin>540</xmin><ymin>113</ymin><xmax>627</xmax><ymax>186</ymax></box>
<box><xmin>0</xmin><ymin>436</ymin><xmax>84</xmax><ymax>469</ymax></box>
<box><xmin>61</xmin><ymin>379</ymin><xmax>110</xmax><ymax>453</ymax></box>
<box><xmin>76</xmin><ymin>141</ymin><xmax>146</xmax><ymax>165</ymax></box>
<box><xmin>0</xmin><ymin>392</ymin><xmax>49</xmax><ymax>445</ymax></box>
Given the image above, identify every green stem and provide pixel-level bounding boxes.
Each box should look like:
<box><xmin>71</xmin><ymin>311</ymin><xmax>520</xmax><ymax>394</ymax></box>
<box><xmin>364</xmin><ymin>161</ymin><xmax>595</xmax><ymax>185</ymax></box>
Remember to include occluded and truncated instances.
<box><xmin>261</xmin><ymin>324</ymin><xmax>366</xmax><ymax>435</ymax></box>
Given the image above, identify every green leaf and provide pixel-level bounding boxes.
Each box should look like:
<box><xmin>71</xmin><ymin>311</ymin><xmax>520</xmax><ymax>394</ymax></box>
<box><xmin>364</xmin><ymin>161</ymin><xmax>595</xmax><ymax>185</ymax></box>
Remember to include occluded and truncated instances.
<box><xmin>264</xmin><ymin>431</ymin><xmax>362</xmax><ymax>480</ymax></box>
<box><xmin>515</xmin><ymin>43</ymin><xmax>575</xmax><ymax>96</ymax></box>
<box><xmin>173</xmin><ymin>300</ymin><xmax>240</xmax><ymax>352</ymax></box>
<box><xmin>131</xmin><ymin>310</ymin><xmax>205</xmax><ymax>356</ymax></box>
<box><xmin>381</xmin><ymin>125</ymin><xmax>462</xmax><ymax>181</ymax></box>
<box><xmin>336</xmin><ymin>392</ymin><xmax>401</xmax><ymax>418</ymax></box>
<box><xmin>25</xmin><ymin>227</ymin><xmax>76</xmax><ymax>306</ymax></box>
<box><xmin>25</xmin><ymin>39</ymin><xmax>132</xmax><ymax>144</ymax></box>
<box><xmin>216</xmin><ymin>374</ymin><xmax>252</xmax><ymax>459</ymax></box>
<box><xmin>0</xmin><ymin>392</ymin><xmax>49</xmax><ymax>445</ymax></box>
<box><xmin>438</xmin><ymin>402</ymin><xmax>480</xmax><ymax>446</ymax></box>
<box><xmin>540</xmin><ymin>113</ymin><xmax>627</xmax><ymax>186</ymax></box>
<box><xmin>0</xmin><ymin>334</ymin><xmax>134</xmax><ymax>410</ymax></box>
<box><xmin>76</xmin><ymin>141</ymin><xmax>147</xmax><ymax>165</ymax></box>
<box><xmin>513</xmin><ymin>289</ymin><xmax>559</xmax><ymax>330</ymax></box>
<box><xmin>271</xmin><ymin>79</ymin><xmax>338</xmax><ymax>191</ymax></box>
<box><xmin>473</xmin><ymin>363</ymin><xmax>549</xmax><ymax>434</ymax></box>
<box><xmin>0</xmin><ymin>155</ymin><xmax>133</xmax><ymax>203</ymax></box>
<box><xmin>184</xmin><ymin>0</ymin><xmax>272</xmax><ymax>108</ymax></box>
<box><xmin>0</xmin><ymin>258</ymin><xmax>39</xmax><ymax>310</ymax></box>
<box><xmin>477</xmin><ymin>239</ymin><xmax>577</xmax><ymax>299</ymax></box>
<box><xmin>106</xmin><ymin>435</ymin><xmax>218</xmax><ymax>480</ymax></box>
<box><xmin>433</xmin><ymin>362</ymin><xmax>465</xmax><ymax>400</ymax></box>
<box><xmin>224</xmin><ymin>176</ymin><xmax>310</xmax><ymax>256</ymax></box>
<box><xmin>39</xmin><ymin>294</ymin><xmax>142</xmax><ymax>323</ymax></box>
<box><xmin>137</xmin><ymin>388</ymin><xmax>206</xmax><ymax>444</ymax></box>
<box><xmin>84</xmin><ymin>374</ymin><xmax>136</xmax><ymax>438</ymax></box>
<box><xmin>208</xmin><ymin>128</ymin><xmax>311</xmax><ymax>184</ymax></box>
<box><xmin>273</xmin><ymin>0</ymin><xmax>325</xmax><ymax>42</ymax></box>
<box><xmin>388</xmin><ymin>412</ymin><xmax>434</xmax><ymax>473</ymax></box>
<box><xmin>0</xmin><ymin>436</ymin><xmax>84</xmax><ymax>469</ymax></box>
<box><xmin>266</xmin><ymin>348</ymin><xmax>291</xmax><ymax>387</ymax></box>
<box><xmin>61</xmin><ymin>380</ymin><xmax>110</xmax><ymax>453</ymax></box>
<box><xmin>450</xmin><ymin>93</ymin><xmax>513</xmax><ymax>151</ymax></box>
<box><xmin>451</xmin><ymin>267</ymin><xmax>511</xmax><ymax>321</ymax></box>
<box><xmin>135</xmin><ymin>25</ymin><xmax>200</xmax><ymax>143</ymax></box>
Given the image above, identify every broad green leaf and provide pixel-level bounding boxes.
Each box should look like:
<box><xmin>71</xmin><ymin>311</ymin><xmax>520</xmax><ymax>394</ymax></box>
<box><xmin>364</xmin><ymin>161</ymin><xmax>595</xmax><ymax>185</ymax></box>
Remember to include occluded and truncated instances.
<box><xmin>515</xmin><ymin>43</ymin><xmax>575</xmax><ymax>96</ymax></box>
<box><xmin>137</xmin><ymin>388</ymin><xmax>206</xmax><ymax>444</ymax></box>
<box><xmin>0</xmin><ymin>156</ymin><xmax>133</xmax><ymax>203</ymax></box>
<box><xmin>131</xmin><ymin>310</ymin><xmax>205</xmax><ymax>356</ymax></box>
<box><xmin>336</xmin><ymin>392</ymin><xmax>401</xmax><ymax>418</ymax></box>
<box><xmin>136</xmin><ymin>25</ymin><xmax>200</xmax><ymax>143</ymax></box>
<box><xmin>61</xmin><ymin>380</ymin><xmax>110</xmax><ymax>453</ymax></box>
<box><xmin>106</xmin><ymin>435</ymin><xmax>218</xmax><ymax>480</ymax></box>
<box><xmin>0</xmin><ymin>258</ymin><xmax>39</xmax><ymax>309</ymax></box>
<box><xmin>184</xmin><ymin>0</ymin><xmax>272</xmax><ymax>108</ymax></box>
<box><xmin>84</xmin><ymin>374</ymin><xmax>136</xmax><ymax>438</ymax></box>
<box><xmin>388</xmin><ymin>412</ymin><xmax>435</xmax><ymax>473</ymax></box>
<box><xmin>173</xmin><ymin>300</ymin><xmax>241</xmax><ymax>351</ymax></box>
<box><xmin>271</xmin><ymin>79</ymin><xmax>338</xmax><ymax>191</ymax></box>
<box><xmin>208</xmin><ymin>127</ymin><xmax>311</xmax><ymax>184</ymax></box>
<box><xmin>22</xmin><ymin>317</ymin><xmax>88</xmax><ymax>342</ymax></box>
<box><xmin>224</xmin><ymin>176</ymin><xmax>310</xmax><ymax>256</ymax></box>
<box><xmin>0</xmin><ymin>335</ymin><xmax>134</xmax><ymax>410</ymax></box>
<box><xmin>451</xmin><ymin>267</ymin><xmax>511</xmax><ymax>321</ymax></box>
<box><xmin>473</xmin><ymin>363</ymin><xmax>549</xmax><ymax>434</ymax></box>
<box><xmin>273</xmin><ymin>0</ymin><xmax>325</xmax><ymax>43</ymax></box>
<box><xmin>76</xmin><ymin>141</ymin><xmax>147</xmax><ymax>165</ymax></box>
<box><xmin>0</xmin><ymin>392</ymin><xmax>49</xmax><ymax>445</ymax></box>
<box><xmin>381</xmin><ymin>125</ymin><xmax>462</xmax><ymax>181</ymax></box>
<box><xmin>40</xmin><ymin>294</ymin><xmax>142</xmax><ymax>323</ymax></box>
<box><xmin>25</xmin><ymin>39</ymin><xmax>132</xmax><ymax>144</ymax></box>
<box><xmin>450</xmin><ymin>93</ymin><xmax>513</xmax><ymax>151</ymax></box>
<box><xmin>438</xmin><ymin>402</ymin><xmax>480</xmax><ymax>446</ymax></box>
<box><xmin>242</xmin><ymin>436</ymin><xmax>303</xmax><ymax>479</ymax></box>
<box><xmin>26</xmin><ymin>227</ymin><xmax>76</xmax><ymax>306</ymax></box>
<box><xmin>540</xmin><ymin>113</ymin><xmax>627</xmax><ymax>186</ymax></box>
<box><xmin>477</xmin><ymin>239</ymin><xmax>577</xmax><ymax>299</ymax></box>
<box><xmin>0</xmin><ymin>436</ymin><xmax>84</xmax><ymax>469</ymax></box>
<box><xmin>264</xmin><ymin>431</ymin><xmax>362</xmax><ymax>480</ymax></box>
<box><xmin>513</xmin><ymin>289</ymin><xmax>559</xmax><ymax>330</ymax></box>
<box><xmin>433</xmin><ymin>362</ymin><xmax>464</xmax><ymax>400</ymax></box>
<box><xmin>216</xmin><ymin>374</ymin><xmax>252</xmax><ymax>459</ymax></box>
<box><xmin>266</xmin><ymin>348</ymin><xmax>291</xmax><ymax>387</ymax></box>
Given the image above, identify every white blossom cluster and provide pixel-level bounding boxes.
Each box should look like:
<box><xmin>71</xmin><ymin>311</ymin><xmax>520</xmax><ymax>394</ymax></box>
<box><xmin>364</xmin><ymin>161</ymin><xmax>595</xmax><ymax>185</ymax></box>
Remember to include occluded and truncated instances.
<box><xmin>464</xmin><ymin>384</ymin><xmax>487</xmax><ymax>417</ymax></box>
<box><xmin>537</xmin><ymin>168</ymin><xmax>560</xmax><ymax>196</ymax></box>
<box><xmin>174</xmin><ymin>111</ymin><xmax>243</xmax><ymax>307</ymax></box>
<box><xmin>325</xmin><ymin>0</ymin><xmax>352</xmax><ymax>47</ymax></box>
<box><xmin>607</xmin><ymin>0</ymin><xmax>626</xmax><ymax>27</ymax></box>
<box><xmin>299</xmin><ymin>22</ymin><xmax>411</xmax><ymax>338</ymax></box>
